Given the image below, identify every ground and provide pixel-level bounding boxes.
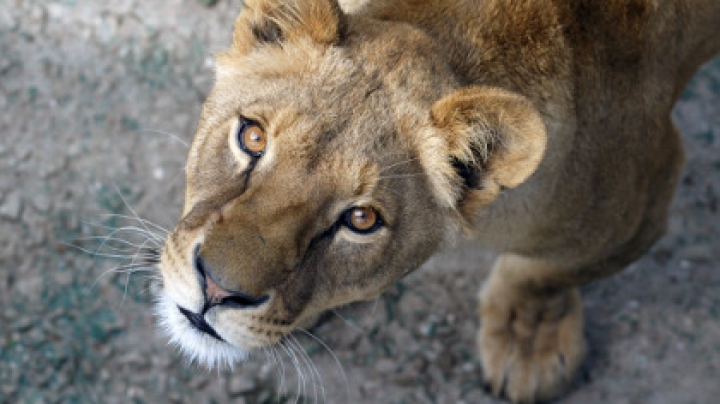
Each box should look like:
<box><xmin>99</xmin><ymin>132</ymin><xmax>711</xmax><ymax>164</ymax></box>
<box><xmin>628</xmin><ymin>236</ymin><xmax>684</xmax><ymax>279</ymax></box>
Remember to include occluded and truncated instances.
<box><xmin>1</xmin><ymin>1</ymin><xmax>719</xmax><ymax>403</ymax></box>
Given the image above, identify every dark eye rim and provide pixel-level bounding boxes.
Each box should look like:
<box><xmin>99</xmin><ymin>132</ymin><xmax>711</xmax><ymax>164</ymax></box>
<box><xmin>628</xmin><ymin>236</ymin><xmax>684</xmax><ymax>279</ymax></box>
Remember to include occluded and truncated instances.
<box><xmin>237</xmin><ymin>117</ymin><xmax>266</xmax><ymax>158</ymax></box>
<box><xmin>341</xmin><ymin>206</ymin><xmax>385</xmax><ymax>234</ymax></box>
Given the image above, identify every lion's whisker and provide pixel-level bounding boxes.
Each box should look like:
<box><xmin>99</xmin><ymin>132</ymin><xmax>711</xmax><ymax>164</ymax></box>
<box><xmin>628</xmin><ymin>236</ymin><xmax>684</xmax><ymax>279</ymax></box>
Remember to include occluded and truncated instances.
<box><xmin>65</xmin><ymin>242</ymin><xmax>155</xmax><ymax>263</ymax></box>
<box><xmin>75</xmin><ymin>234</ymin><xmax>160</xmax><ymax>253</ymax></box>
<box><xmin>129</xmin><ymin>127</ymin><xmax>190</xmax><ymax>148</ymax></box>
<box><xmin>81</xmin><ymin>223</ymin><xmax>164</xmax><ymax>245</ymax></box>
<box><xmin>290</xmin><ymin>333</ymin><xmax>326</xmax><ymax>404</ymax></box>
<box><xmin>96</xmin><ymin>213</ymin><xmax>172</xmax><ymax>235</ymax></box>
<box><xmin>274</xmin><ymin>346</ymin><xmax>288</xmax><ymax>399</ymax></box>
<box><xmin>113</xmin><ymin>185</ymin><xmax>163</xmax><ymax>244</ymax></box>
<box><xmin>376</xmin><ymin>184</ymin><xmax>404</xmax><ymax>198</ymax></box>
<box><xmin>331</xmin><ymin>309</ymin><xmax>367</xmax><ymax>335</ymax></box>
<box><xmin>280</xmin><ymin>340</ymin><xmax>306</xmax><ymax>404</ymax></box>
<box><xmin>296</xmin><ymin>327</ymin><xmax>349</xmax><ymax>401</ymax></box>
<box><xmin>287</xmin><ymin>336</ymin><xmax>316</xmax><ymax>403</ymax></box>
<box><xmin>378</xmin><ymin>157</ymin><xmax>418</xmax><ymax>174</ymax></box>
<box><xmin>266</xmin><ymin>346</ymin><xmax>288</xmax><ymax>400</ymax></box>
<box><xmin>120</xmin><ymin>236</ymin><xmax>160</xmax><ymax>304</ymax></box>
<box><xmin>91</xmin><ymin>262</ymin><xmax>156</xmax><ymax>291</ymax></box>
<box><xmin>377</xmin><ymin>173</ymin><xmax>426</xmax><ymax>180</ymax></box>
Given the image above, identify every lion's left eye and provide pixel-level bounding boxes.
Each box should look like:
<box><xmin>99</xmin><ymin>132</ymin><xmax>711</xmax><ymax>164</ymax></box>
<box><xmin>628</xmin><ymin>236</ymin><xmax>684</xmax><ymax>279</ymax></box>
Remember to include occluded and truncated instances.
<box><xmin>342</xmin><ymin>206</ymin><xmax>383</xmax><ymax>234</ymax></box>
<box><xmin>237</xmin><ymin>119</ymin><xmax>267</xmax><ymax>157</ymax></box>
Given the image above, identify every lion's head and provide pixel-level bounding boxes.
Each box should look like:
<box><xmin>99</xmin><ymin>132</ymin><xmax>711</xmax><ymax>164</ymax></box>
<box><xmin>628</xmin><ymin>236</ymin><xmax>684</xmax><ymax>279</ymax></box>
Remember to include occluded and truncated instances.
<box><xmin>157</xmin><ymin>0</ymin><xmax>546</xmax><ymax>367</ymax></box>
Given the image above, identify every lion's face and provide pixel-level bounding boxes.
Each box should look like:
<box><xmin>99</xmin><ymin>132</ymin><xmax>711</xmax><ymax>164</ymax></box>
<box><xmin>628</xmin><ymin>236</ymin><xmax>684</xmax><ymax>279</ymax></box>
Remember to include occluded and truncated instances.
<box><xmin>157</xmin><ymin>0</ymin><xmax>546</xmax><ymax>367</ymax></box>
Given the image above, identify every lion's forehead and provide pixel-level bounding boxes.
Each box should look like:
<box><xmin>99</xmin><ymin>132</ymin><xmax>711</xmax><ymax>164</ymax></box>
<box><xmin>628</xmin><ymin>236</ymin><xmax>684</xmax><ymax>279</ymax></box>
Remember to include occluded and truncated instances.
<box><xmin>210</xmin><ymin>40</ymin><xmax>409</xmax><ymax>130</ymax></box>
<box><xmin>267</xmin><ymin>145</ymin><xmax>381</xmax><ymax>203</ymax></box>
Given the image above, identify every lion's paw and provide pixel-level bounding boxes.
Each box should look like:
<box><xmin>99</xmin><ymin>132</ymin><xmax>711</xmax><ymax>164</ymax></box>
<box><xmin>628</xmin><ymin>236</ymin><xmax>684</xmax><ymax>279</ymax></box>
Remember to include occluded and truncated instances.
<box><xmin>478</xmin><ymin>286</ymin><xmax>586</xmax><ymax>403</ymax></box>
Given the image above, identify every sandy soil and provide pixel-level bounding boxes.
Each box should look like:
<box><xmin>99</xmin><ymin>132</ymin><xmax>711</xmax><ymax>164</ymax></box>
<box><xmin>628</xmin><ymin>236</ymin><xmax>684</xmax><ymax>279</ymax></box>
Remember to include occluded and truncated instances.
<box><xmin>1</xmin><ymin>1</ymin><xmax>719</xmax><ymax>403</ymax></box>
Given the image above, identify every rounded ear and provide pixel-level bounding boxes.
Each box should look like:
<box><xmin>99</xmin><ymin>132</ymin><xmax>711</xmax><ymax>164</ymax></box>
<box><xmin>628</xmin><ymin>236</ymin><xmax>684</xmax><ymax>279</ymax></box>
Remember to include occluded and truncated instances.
<box><xmin>231</xmin><ymin>0</ymin><xmax>347</xmax><ymax>54</ymax></box>
<box><xmin>427</xmin><ymin>86</ymin><xmax>547</xmax><ymax>212</ymax></box>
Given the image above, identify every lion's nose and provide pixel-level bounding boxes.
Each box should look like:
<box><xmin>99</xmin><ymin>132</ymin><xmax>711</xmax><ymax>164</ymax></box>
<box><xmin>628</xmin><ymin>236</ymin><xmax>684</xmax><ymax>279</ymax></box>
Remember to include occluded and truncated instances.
<box><xmin>194</xmin><ymin>248</ymin><xmax>270</xmax><ymax>311</ymax></box>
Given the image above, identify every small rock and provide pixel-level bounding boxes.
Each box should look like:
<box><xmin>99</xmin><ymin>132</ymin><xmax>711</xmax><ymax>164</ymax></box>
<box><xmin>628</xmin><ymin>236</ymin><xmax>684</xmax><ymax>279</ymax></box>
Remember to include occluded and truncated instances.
<box><xmin>65</xmin><ymin>142</ymin><xmax>81</xmax><ymax>158</ymax></box>
<box><xmin>29</xmin><ymin>191</ymin><xmax>52</xmax><ymax>213</ymax></box>
<box><xmin>0</xmin><ymin>191</ymin><xmax>22</xmax><ymax>219</ymax></box>
<box><xmin>255</xmin><ymin>390</ymin><xmax>272</xmax><ymax>403</ymax></box>
<box><xmin>153</xmin><ymin>167</ymin><xmax>165</xmax><ymax>180</ymax></box>
<box><xmin>1</xmin><ymin>383</ymin><xmax>18</xmax><ymax>397</ymax></box>
<box><xmin>227</xmin><ymin>376</ymin><xmax>255</xmax><ymax>395</ymax></box>
<box><xmin>13</xmin><ymin>317</ymin><xmax>33</xmax><ymax>332</ymax></box>
<box><xmin>461</xmin><ymin>361</ymin><xmax>476</xmax><ymax>373</ymax></box>
<box><xmin>375</xmin><ymin>358</ymin><xmax>396</xmax><ymax>374</ymax></box>
<box><xmin>188</xmin><ymin>375</ymin><xmax>210</xmax><ymax>390</ymax></box>
<box><xmin>398</xmin><ymin>292</ymin><xmax>425</xmax><ymax>320</ymax></box>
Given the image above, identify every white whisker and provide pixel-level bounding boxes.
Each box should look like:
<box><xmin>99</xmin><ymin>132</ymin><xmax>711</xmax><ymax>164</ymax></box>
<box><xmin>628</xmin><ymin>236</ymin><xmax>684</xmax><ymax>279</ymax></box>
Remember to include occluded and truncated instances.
<box><xmin>113</xmin><ymin>186</ymin><xmax>161</xmax><ymax>244</ymax></box>
<box><xmin>274</xmin><ymin>346</ymin><xmax>288</xmax><ymax>399</ymax></box>
<box><xmin>288</xmin><ymin>336</ymin><xmax>317</xmax><ymax>403</ymax></box>
<box><xmin>266</xmin><ymin>346</ymin><xmax>287</xmax><ymax>399</ymax></box>
<box><xmin>64</xmin><ymin>242</ymin><xmax>153</xmax><ymax>263</ymax></box>
<box><xmin>290</xmin><ymin>334</ymin><xmax>326</xmax><ymax>404</ymax></box>
<box><xmin>280</xmin><ymin>340</ymin><xmax>306</xmax><ymax>404</ymax></box>
<box><xmin>96</xmin><ymin>213</ymin><xmax>171</xmax><ymax>235</ymax></box>
<box><xmin>93</xmin><ymin>222</ymin><xmax>165</xmax><ymax>244</ymax></box>
<box><xmin>120</xmin><ymin>237</ymin><xmax>159</xmax><ymax>303</ymax></box>
<box><xmin>331</xmin><ymin>310</ymin><xmax>367</xmax><ymax>335</ymax></box>
<box><xmin>377</xmin><ymin>173</ymin><xmax>426</xmax><ymax>180</ymax></box>
<box><xmin>296</xmin><ymin>328</ymin><xmax>349</xmax><ymax>401</ymax></box>
<box><xmin>378</xmin><ymin>157</ymin><xmax>418</xmax><ymax>174</ymax></box>
<box><xmin>131</xmin><ymin>128</ymin><xmax>190</xmax><ymax>148</ymax></box>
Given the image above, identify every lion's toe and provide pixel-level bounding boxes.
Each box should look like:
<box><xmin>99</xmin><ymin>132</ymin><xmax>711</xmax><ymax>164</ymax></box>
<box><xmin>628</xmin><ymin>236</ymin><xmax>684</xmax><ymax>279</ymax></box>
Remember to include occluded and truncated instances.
<box><xmin>478</xmin><ymin>287</ymin><xmax>586</xmax><ymax>403</ymax></box>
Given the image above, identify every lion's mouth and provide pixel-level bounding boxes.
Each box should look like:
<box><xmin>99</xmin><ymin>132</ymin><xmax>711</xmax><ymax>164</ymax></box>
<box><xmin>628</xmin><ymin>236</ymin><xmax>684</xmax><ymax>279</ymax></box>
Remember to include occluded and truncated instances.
<box><xmin>178</xmin><ymin>306</ymin><xmax>225</xmax><ymax>342</ymax></box>
<box><xmin>155</xmin><ymin>294</ymin><xmax>250</xmax><ymax>369</ymax></box>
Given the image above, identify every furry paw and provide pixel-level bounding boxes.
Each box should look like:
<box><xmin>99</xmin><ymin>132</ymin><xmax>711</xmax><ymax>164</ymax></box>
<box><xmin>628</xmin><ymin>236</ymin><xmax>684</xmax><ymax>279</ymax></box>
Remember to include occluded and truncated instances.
<box><xmin>478</xmin><ymin>285</ymin><xmax>586</xmax><ymax>403</ymax></box>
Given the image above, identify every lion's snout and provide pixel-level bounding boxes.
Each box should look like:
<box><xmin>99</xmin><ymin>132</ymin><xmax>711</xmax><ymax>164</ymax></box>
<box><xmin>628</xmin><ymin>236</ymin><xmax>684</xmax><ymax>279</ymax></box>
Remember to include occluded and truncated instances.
<box><xmin>194</xmin><ymin>247</ymin><xmax>271</xmax><ymax>310</ymax></box>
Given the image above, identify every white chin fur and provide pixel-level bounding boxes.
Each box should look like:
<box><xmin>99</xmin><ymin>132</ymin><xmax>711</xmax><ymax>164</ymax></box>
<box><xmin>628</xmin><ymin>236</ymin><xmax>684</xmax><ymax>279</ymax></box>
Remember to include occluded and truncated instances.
<box><xmin>154</xmin><ymin>294</ymin><xmax>249</xmax><ymax>370</ymax></box>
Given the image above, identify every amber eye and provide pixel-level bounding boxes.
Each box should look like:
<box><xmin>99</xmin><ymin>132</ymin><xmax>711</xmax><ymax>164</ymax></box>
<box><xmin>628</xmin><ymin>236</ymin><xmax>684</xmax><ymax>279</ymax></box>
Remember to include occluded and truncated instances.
<box><xmin>238</xmin><ymin>120</ymin><xmax>267</xmax><ymax>157</ymax></box>
<box><xmin>343</xmin><ymin>206</ymin><xmax>383</xmax><ymax>234</ymax></box>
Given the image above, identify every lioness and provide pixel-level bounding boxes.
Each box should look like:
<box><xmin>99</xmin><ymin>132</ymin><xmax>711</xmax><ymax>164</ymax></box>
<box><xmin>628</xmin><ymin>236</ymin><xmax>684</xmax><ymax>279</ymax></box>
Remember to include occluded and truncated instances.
<box><xmin>156</xmin><ymin>0</ymin><xmax>720</xmax><ymax>402</ymax></box>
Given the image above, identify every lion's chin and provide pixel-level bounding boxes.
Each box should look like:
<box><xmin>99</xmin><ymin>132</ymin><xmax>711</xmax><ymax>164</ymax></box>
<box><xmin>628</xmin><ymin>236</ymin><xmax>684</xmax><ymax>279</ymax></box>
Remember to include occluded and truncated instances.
<box><xmin>154</xmin><ymin>294</ymin><xmax>250</xmax><ymax>370</ymax></box>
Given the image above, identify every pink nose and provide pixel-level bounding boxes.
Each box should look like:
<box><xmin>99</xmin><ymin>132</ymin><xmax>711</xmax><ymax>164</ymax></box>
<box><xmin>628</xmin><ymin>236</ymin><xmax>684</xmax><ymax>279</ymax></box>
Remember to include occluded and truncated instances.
<box><xmin>194</xmin><ymin>249</ymin><xmax>270</xmax><ymax>311</ymax></box>
<box><xmin>204</xmin><ymin>274</ymin><xmax>234</xmax><ymax>307</ymax></box>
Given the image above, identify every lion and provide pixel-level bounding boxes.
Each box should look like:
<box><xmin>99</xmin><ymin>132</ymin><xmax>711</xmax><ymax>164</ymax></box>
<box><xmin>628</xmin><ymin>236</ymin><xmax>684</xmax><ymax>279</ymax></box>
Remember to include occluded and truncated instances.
<box><xmin>155</xmin><ymin>0</ymin><xmax>720</xmax><ymax>402</ymax></box>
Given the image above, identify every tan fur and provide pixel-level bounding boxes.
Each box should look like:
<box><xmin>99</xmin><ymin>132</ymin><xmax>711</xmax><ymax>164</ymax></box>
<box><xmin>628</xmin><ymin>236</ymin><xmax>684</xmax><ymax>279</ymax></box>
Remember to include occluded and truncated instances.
<box><xmin>158</xmin><ymin>0</ymin><xmax>720</xmax><ymax>402</ymax></box>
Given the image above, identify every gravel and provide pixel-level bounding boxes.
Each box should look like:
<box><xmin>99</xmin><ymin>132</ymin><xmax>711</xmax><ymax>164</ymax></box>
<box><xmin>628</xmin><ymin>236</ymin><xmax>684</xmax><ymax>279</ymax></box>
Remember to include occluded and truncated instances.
<box><xmin>1</xmin><ymin>1</ymin><xmax>719</xmax><ymax>403</ymax></box>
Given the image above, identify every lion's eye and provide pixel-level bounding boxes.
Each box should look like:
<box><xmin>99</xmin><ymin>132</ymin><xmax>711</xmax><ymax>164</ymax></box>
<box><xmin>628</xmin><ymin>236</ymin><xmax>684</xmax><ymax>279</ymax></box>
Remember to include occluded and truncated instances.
<box><xmin>237</xmin><ymin>119</ymin><xmax>267</xmax><ymax>157</ymax></box>
<box><xmin>343</xmin><ymin>206</ymin><xmax>383</xmax><ymax>234</ymax></box>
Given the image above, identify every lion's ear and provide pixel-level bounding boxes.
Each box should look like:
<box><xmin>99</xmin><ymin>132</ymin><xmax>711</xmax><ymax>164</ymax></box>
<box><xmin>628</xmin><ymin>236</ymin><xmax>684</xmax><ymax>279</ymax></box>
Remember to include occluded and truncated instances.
<box><xmin>427</xmin><ymin>86</ymin><xmax>547</xmax><ymax>214</ymax></box>
<box><xmin>231</xmin><ymin>0</ymin><xmax>346</xmax><ymax>54</ymax></box>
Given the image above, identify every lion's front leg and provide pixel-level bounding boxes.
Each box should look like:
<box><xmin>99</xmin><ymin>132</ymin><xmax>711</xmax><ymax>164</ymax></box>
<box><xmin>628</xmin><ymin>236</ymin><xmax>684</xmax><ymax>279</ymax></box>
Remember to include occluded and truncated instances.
<box><xmin>478</xmin><ymin>254</ymin><xmax>586</xmax><ymax>404</ymax></box>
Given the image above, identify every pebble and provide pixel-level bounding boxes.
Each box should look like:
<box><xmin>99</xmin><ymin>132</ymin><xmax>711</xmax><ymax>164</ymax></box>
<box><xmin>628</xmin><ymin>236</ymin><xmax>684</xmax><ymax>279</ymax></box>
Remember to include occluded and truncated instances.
<box><xmin>153</xmin><ymin>167</ymin><xmax>165</xmax><ymax>180</ymax></box>
<box><xmin>375</xmin><ymin>358</ymin><xmax>396</xmax><ymax>374</ymax></box>
<box><xmin>0</xmin><ymin>8</ymin><xmax>18</xmax><ymax>31</ymax></box>
<box><xmin>0</xmin><ymin>191</ymin><xmax>22</xmax><ymax>219</ymax></box>
<box><xmin>13</xmin><ymin>317</ymin><xmax>33</xmax><ymax>332</ymax></box>
<box><xmin>188</xmin><ymin>375</ymin><xmax>210</xmax><ymax>390</ymax></box>
<box><xmin>29</xmin><ymin>191</ymin><xmax>52</xmax><ymax>213</ymax></box>
<box><xmin>0</xmin><ymin>384</ymin><xmax>18</xmax><ymax>397</ymax></box>
<box><xmin>227</xmin><ymin>376</ymin><xmax>256</xmax><ymax>395</ymax></box>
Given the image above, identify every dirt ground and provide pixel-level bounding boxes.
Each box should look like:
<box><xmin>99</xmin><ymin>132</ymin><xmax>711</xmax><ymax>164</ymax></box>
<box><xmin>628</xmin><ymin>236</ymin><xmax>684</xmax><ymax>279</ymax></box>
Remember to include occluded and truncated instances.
<box><xmin>1</xmin><ymin>1</ymin><xmax>719</xmax><ymax>403</ymax></box>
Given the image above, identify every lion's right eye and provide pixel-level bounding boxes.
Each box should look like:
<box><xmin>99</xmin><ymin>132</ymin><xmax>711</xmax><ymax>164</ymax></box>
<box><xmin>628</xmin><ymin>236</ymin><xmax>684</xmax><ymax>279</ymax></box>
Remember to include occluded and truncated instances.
<box><xmin>342</xmin><ymin>206</ymin><xmax>384</xmax><ymax>234</ymax></box>
<box><xmin>237</xmin><ymin>119</ymin><xmax>267</xmax><ymax>157</ymax></box>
